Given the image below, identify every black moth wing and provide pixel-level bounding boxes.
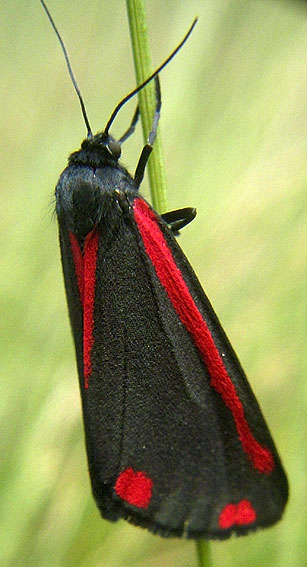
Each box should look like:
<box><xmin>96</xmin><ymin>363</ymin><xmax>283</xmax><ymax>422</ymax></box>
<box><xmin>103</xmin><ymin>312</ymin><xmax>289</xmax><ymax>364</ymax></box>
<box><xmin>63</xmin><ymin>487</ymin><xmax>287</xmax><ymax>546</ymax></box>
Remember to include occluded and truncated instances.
<box><xmin>57</xmin><ymin>168</ymin><xmax>288</xmax><ymax>539</ymax></box>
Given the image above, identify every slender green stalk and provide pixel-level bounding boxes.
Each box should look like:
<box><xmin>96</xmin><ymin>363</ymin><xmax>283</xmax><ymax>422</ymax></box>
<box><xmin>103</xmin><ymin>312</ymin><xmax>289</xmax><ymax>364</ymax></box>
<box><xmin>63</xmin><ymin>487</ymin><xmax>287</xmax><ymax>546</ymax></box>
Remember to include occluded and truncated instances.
<box><xmin>126</xmin><ymin>2</ymin><xmax>212</xmax><ymax>566</ymax></box>
<box><xmin>126</xmin><ymin>0</ymin><xmax>167</xmax><ymax>213</ymax></box>
<box><xmin>196</xmin><ymin>540</ymin><xmax>212</xmax><ymax>567</ymax></box>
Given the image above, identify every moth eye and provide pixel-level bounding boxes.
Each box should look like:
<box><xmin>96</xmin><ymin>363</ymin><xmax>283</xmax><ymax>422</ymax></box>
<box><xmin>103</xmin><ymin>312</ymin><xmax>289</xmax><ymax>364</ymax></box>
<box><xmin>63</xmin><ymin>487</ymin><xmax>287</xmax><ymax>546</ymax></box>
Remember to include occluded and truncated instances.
<box><xmin>108</xmin><ymin>139</ymin><xmax>121</xmax><ymax>158</ymax></box>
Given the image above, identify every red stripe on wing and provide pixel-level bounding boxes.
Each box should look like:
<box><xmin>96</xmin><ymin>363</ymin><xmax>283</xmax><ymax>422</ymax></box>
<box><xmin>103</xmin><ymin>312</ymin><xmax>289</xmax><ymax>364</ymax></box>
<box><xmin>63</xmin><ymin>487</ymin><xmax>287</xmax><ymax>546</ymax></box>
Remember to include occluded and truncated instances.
<box><xmin>83</xmin><ymin>231</ymin><xmax>99</xmax><ymax>388</ymax></box>
<box><xmin>133</xmin><ymin>198</ymin><xmax>274</xmax><ymax>474</ymax></box>
<box><xmin>69</xmin><ymin>230</ymin><xmax>99</xmax><ymax>389</ymax></box>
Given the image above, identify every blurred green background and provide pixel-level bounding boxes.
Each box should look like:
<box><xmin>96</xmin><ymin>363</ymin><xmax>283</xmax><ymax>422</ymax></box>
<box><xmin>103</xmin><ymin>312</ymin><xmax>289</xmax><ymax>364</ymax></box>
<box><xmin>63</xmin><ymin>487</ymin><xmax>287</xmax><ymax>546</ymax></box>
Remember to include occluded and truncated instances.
<box><xmin>1</xmin><ymin>1</ymin><xmax>306</xmax><ymax>566</ymax></box>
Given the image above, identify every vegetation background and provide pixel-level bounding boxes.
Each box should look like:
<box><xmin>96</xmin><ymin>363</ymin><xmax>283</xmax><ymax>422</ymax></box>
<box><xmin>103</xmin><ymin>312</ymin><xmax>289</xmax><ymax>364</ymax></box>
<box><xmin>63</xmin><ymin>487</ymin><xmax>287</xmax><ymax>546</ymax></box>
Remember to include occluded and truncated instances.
<box><xmin>1</xmin><ymin>1</ymin><xmax>306</xmax><ymax>566</ymax></box>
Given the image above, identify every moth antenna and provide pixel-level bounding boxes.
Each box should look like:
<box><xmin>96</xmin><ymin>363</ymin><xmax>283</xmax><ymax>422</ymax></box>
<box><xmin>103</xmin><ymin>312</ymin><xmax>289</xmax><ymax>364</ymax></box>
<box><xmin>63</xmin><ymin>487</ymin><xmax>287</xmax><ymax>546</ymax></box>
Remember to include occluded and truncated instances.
<box><xmin>104</xmin><ymin>18</ymin><xmax>197</xmax><ymax>136</ymax></box>
<box><xmin>40</xmin><ymin>0</ymin><xmax>92</xmax><ymax>137</ymax></box>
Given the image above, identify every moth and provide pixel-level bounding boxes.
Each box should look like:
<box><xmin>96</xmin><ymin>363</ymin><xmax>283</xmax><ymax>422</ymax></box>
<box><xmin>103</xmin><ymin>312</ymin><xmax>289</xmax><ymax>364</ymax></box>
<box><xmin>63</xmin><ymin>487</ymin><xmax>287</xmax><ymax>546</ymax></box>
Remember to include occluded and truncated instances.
<box><xmin>41</xmin><ymin>0</ymin><xmax>288</xmax><ymax>539</ymax></box>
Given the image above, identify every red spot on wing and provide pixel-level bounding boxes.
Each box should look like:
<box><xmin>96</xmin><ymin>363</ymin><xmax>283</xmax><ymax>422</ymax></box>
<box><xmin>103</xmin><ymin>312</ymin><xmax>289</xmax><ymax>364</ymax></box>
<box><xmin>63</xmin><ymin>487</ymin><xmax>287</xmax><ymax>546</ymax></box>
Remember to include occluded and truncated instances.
<box><xmin>115</xmin><ymin>468</ymin><xmax>153</xmax><ymax>508</ymax></box>
<box><xmin>219</xmin><ymin>500</ymin><xmax>257</xmax><ymax>529</ymax></box>
<box><xmin>69</xmin><ymin>230</ymin><xmax>99</xmax><ymax>389</ymax></box>
<box><xmin>133</xmin><ymin>199</ymin><xmax>274</xmax><ymax>474</ymax></box>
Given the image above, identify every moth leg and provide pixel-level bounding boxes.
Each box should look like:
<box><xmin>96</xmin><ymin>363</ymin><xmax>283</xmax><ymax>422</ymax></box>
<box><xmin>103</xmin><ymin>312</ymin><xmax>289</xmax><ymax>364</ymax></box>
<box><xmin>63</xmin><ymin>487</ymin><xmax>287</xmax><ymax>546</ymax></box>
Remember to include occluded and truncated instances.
<box><xmin>162</xmin><ymin>207</ymin><xmax>197</xmax><ymax>234</ymax></box>
<box><xmin>118</xmin><ymin>105</ymin><xmax>140</xmax><ymax>145</ymax></box>
<box><xmin>134</xmin><ymin>76</ymin><xmax>161</xmax><ymax>187</ymax></box>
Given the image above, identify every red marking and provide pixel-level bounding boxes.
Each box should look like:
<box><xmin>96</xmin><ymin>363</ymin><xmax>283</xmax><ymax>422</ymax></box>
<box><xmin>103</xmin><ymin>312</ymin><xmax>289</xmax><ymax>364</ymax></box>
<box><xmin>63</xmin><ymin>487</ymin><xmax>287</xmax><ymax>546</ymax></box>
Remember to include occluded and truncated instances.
<box><xmin>114</xmin><ymin>468</ymin><xmax>153</xmax><ymax>508</ymax></box>
<box><xmin>69</xmin><ymin>230</ymin><xmax>99</xmax><ymax>389</ymax></box>
<box><xmin>133</xmin><ymin>199</ymin><xmax>274</xmax><ymax>474</ymax></box>
<box><xmin>83</xmin><ymin>232</ymin><xmax>99</xmax><ymax>388</ymax></box>
<box><xmin>219</xmin><ymin>500</ymin><xmax>257</xmax><ymax>529</ymax></box>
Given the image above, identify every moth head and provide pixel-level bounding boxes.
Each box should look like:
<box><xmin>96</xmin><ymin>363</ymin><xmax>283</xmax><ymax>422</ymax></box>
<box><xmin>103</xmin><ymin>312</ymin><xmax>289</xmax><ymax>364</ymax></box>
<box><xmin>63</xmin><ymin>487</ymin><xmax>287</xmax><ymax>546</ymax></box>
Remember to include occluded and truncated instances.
<box><xmin>80</xmin><ymin>132</ymin><xmax>121</xmax><ymax>160</ymax></box>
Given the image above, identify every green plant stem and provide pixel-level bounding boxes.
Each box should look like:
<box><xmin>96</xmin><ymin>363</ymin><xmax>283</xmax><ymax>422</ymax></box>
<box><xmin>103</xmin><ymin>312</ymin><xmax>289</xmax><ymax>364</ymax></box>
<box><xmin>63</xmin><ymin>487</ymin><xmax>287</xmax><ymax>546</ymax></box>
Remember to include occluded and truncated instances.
<box><xmin>126</xmin><ymin>3</ymin><xmax>212</xmax><ymax>566</ymax></box>
<box><xmin>126</xmin><ymin>0</ymin><xmax>167</xmax><ymax>213</ymax></box>
<box><xmin>196</xmin><ymin>540</ymin><xmax>212</xmax><ymax>567</ymax></box>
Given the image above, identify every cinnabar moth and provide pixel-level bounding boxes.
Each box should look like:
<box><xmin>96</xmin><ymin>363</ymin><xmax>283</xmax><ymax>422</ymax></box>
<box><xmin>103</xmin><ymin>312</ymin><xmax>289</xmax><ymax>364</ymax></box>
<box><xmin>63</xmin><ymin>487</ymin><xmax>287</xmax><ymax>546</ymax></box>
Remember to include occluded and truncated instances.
<box><xmin>41</xmin><ymin>1</ymin><xmax>288</xmax><ymax>539</ymax></box>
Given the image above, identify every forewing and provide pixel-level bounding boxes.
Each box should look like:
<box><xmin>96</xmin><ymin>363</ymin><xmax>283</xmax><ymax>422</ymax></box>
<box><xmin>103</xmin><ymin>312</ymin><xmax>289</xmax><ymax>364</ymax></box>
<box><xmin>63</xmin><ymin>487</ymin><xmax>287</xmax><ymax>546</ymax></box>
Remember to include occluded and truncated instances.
<box><xmin>60</xmin><ymin>196</ymin><xmax>288</xmax><ymax>539</ymax></box>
